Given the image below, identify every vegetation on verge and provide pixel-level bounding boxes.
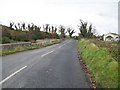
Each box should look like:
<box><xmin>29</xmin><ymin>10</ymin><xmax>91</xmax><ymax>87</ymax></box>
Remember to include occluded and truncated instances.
<box><xmin>89</xmin><ymin>39</ymin><xmax>120</xmax><ymax>61</ymax></box>
<box><xmin>77</xmin><ymin>39</ymin><xmax>118</xmax><ymax>88</ymax></box>
<box><xmin>0</xmin><ymin>40</ymin><xmax>61</xmax><ymax>56</ymax></box>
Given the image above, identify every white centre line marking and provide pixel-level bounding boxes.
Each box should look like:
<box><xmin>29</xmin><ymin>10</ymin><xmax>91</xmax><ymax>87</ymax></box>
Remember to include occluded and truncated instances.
<box><xmin>41</xmin><ymin>50</ymin><xmax>54</xmax><ymax>57</ymax></box>
<box><xmin>58</xmin><ymin>46</ymin><xmax>62</xmax><ymax>48</ymax></box>
<box><xmin>58</xmin><ymin>43</ymin><xmax>67</xmax><ymax>49</ymax></box>
<box><xmin>0</xmin><ymin>66</ymin><xmax>27</xmax><ymax>85</ymax></box>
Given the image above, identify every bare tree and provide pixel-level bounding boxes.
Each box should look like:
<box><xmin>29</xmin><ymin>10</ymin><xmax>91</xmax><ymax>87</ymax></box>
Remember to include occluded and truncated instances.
<box><xmin>28</xmin><ymin>24</ymin><xmax>31</xmax><ymax>31</ymax></box>
<box><xmin>22</xmin><ymin>22</ymin><xmax>25</xmax><ymax>30</ymax></box>
<box><xmin>54</xmin><ymin>27</ymin><xmax>57</xmax><ymax>33</ymax></box>
<box><xmin>44</xmin><ymin>24</ymin><xmax>49</xmax><ymax>33</ymax></box>
<box><xmin>78</xmin><ymin>19</ymin><xmax>96</xmax><ymax>38</ymax></box>
<box><xmin>49</xmin><ymin>26</ymin><xmax>51</xmax><ymax>32</ymax></box>
<box><xmin>18</xmin><ymin>23</ymin><xmax>21</xmax><ymax>30</ymax></box>
<box><xmin>67</xmin><ymin>27</ymin><xmax>75</xmax><ymax>38</ymax></box>
<box><xmin>31</xmin><ymin>23</ymin><xmax>35</xmax><ymax>31</ymax></box>
<box><xmin>15</xmin><ymin>25</ymin><xmax>18</xmax><ymax>30</ymax></box>
<box><xmin>10</xmin><ymin>22</ymin><xmax>14</xmax><ymax>29</ymax></box>
<box><xmin>51</xmin><ymin>26</ymin><xmax>54</xmax><ymax>33</ymax></box>
<box><xmin>59</xmin><ymin>25</ymin><xmax>66</xmax><ymax>38</ymax></box>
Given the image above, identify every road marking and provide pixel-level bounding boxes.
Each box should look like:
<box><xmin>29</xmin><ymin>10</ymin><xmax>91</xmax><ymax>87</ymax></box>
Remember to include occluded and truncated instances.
<box><xmin>50</xmin><ymin>44</ymin><xmax>59</xmax><ymax>48</ymax></box>
<box><xmin>58</xmin><ymin>46</ymin><xmax>62</xmax><ymax>48</ymax></box>
<box><xmin>54</xmin><ymin>44</ymin><xmax>59</xmax><ymax>47</ymax></box>
<box><xmin>58</xmin><ymin>44</ymin><xmax>66</xmax><ymax>49</ymax></box>
<box><xmin>0</xmin><ymin>66</ymin><xmax>27</xmax><ymax>85</ymax></box>
<box><xmin>41</xmin><ymin>50</ymin><xmax>54</xmax><ymax>57</ymax></box>
<box><xmin>58</xmin><ymin>41</ymin><xmax>71</xmax><ymax>49</ymax></box>
<box><xmin>44</xmin><ymin>44</ymin><xmax>59</xmax><ymax>50</ymax></box>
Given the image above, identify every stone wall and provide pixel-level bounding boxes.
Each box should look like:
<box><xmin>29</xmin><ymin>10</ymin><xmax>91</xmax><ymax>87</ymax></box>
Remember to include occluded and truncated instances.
<box><xmin>0</xmin><ymin>39</ymin><xmax>60</xmax><ymax>50</ymax></box>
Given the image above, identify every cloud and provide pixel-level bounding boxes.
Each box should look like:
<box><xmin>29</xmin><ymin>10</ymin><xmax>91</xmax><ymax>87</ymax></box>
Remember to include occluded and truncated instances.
<box><xmin>0</xmin><ymin>0</ymin><xmax>118</xmax><ymax>35</ymax></box>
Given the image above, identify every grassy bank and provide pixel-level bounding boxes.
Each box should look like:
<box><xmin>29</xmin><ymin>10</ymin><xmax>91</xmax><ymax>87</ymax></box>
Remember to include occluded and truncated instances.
<box><xmin>77</xmin><ymin>39</ymin><xmax>118</xmax><ymax>88</ymax></box>
<box><xmin>89</xmin><ymin>39</ymin><xmax>120</xmax><ymax>61</ymax></box>
<box><xmin>0</xmin><ymin>40</ymin><xmax>61</xmax><ymax>56</ymax></box>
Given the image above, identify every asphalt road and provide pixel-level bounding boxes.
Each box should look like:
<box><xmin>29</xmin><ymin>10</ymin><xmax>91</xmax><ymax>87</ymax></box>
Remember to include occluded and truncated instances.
<box><xmin>1</xmin><ymin>40</ymin><xmax>89</xmax><ymax>88</ymax></box>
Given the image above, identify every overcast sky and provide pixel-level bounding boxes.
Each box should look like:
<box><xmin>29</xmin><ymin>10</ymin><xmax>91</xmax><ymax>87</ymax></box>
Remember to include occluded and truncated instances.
<box><xmin>0</xmin><ymin>0</ymin><xmax>119</xmax><ymax>35</ymax></box>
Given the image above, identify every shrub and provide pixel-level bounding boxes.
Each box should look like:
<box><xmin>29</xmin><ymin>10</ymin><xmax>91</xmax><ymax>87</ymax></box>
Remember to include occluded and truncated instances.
<box><xmin>2</xmin><ymin>37</ymin><xmax>11</xmax><ymax>43</ymax></box>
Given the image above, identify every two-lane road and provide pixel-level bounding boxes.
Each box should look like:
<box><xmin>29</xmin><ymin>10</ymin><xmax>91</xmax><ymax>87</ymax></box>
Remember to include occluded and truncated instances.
<box><xmin>1</xmin><ymin>40</ymin><xmax>89</xmax><ymax>88</ymax></box>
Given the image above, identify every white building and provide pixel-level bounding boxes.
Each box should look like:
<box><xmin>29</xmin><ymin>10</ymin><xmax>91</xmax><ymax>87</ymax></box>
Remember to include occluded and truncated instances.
<box><xmin>103</xmin><ymin>33</ymin><xmax>120</xmax><ymax>41</ymax></box>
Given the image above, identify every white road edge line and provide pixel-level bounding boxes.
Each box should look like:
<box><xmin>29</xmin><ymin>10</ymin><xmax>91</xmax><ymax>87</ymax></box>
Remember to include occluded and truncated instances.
<box><xmin>41</xmin><ymin>50</ymin><xmax>54</xmax><ymax>57</ymax></box>
<box><xmin>0</xmin><ymin>66</ymin><xmax>27</xmax><ymax>85</ymax></box>
<box><xmin>48</xmin><ymin>44</ymin><xmax>58</xmax><ymax>48</ymax></box>
<box><xmin>54</xmin><ymin>44</ymin><xmax>59</xmax><ymax>47</ymax></box>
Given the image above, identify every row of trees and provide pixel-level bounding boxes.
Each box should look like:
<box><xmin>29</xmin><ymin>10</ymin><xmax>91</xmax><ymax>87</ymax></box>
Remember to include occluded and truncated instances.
<box><xmin>9</xmin><ymin>19</ymin><xmax>97</xmax><ymax>40</ymax></box>
<box><xmin>2</xmin><ymin>22</ymin><xmax>75</xmax><ymax>43</ymax></box>
<box><xmin>11</xmin><ymin>22</ymin><xmax>76</xmax><ymax>37</ymax></box>
<box><xmin>9</xmin><ymin>22</ymin><xmax>76</xmax><ymax>38</ymax></box>
<box><xmin>2</xmin><ymin>19</ymin><xmax>97</xmax><ymax>43</ymax></box>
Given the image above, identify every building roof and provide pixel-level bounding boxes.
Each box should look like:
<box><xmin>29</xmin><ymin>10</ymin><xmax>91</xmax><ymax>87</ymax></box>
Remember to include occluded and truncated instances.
<box><xmin>104</xmin><ymin>33</ymin><xmax>120</xmax><ymax>36</ymax></box>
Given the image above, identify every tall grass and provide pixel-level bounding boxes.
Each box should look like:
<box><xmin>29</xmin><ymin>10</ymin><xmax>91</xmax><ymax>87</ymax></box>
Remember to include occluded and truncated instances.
<box><xmin>89</xmin><ymin>39</ymin><xmax>120</xmax><ymax>61</ymax></box>
<box><xmin>77</xmin><ymin>39</ymin><xmax>118</xmax><ymax>88</ymax></box>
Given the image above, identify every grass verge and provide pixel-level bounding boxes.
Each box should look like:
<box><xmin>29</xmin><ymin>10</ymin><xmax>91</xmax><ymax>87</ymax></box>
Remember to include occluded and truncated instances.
<box><xmin>0</xmin><ymin>40</ymin><xmax>62</xmax><ymax>56</ymax></box>
<box><xmin>77</xmin><ymin>39</ymin><xmax>118</xmax><ymax>88</ymax></box>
